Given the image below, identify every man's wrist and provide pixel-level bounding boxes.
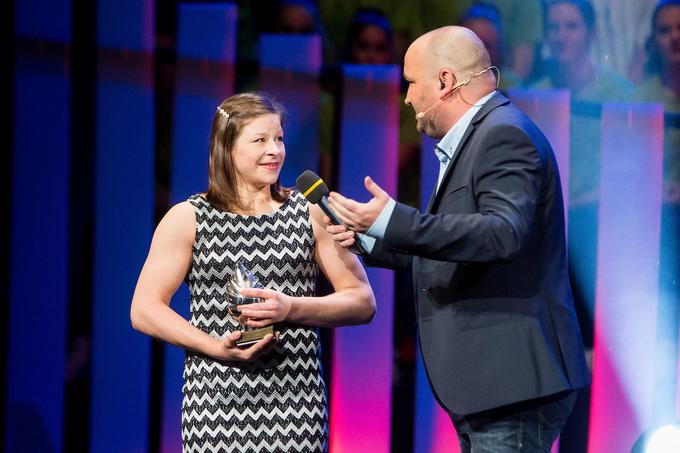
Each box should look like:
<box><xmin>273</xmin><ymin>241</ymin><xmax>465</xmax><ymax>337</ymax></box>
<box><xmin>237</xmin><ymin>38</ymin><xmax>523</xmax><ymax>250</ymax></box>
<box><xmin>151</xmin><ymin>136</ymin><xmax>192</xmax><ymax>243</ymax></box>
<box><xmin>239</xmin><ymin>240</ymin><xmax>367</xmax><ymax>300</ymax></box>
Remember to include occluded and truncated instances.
<box><xmin>366</xmin><ymin>197</ymin><xmax>396</xmax><ymax>239</ymax></box>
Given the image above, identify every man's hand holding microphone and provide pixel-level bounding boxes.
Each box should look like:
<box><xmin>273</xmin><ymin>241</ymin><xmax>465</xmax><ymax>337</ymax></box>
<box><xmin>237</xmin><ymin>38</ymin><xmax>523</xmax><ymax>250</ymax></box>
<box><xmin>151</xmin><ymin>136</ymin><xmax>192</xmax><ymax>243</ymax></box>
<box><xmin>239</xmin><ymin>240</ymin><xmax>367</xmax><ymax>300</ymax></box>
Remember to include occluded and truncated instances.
<box><xmin>296</xmin><ymin>170</ymin><xmax>390</xmax><ymax>252</ymax></box>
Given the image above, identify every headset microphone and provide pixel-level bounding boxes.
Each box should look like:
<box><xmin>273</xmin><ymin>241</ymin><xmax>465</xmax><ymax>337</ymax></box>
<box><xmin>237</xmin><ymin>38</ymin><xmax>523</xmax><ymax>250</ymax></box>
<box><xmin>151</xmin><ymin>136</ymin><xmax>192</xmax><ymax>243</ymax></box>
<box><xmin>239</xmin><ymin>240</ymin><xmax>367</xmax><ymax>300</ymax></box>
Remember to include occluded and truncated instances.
<box><xmin>415</xmin><ymin>81</ymin><xmax>464</xmax><ymax>120</ymax></box>
<box><xmin>415</xmin><ymin>66</ymin><xmax>500</xmax><ymax>120</ymax></box>
<box><xmin>416</xmin><ymin>98</ymin><xmax>445</xmax><ymax>119</ymax></box>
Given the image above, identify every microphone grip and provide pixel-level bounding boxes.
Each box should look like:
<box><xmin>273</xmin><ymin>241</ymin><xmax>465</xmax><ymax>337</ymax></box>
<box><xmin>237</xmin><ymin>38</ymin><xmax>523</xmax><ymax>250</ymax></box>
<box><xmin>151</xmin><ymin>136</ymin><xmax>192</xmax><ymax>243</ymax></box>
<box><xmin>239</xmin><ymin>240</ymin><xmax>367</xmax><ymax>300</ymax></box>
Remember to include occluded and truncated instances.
<box><xmin>318</xmin><ymin>197</ymin><xmax>368</xmax><ymax>255</ymax></box>
<box><xmin>318</xmin><ymin>196</ymin><xmax>343</xmax><ymax>226</ymax></box>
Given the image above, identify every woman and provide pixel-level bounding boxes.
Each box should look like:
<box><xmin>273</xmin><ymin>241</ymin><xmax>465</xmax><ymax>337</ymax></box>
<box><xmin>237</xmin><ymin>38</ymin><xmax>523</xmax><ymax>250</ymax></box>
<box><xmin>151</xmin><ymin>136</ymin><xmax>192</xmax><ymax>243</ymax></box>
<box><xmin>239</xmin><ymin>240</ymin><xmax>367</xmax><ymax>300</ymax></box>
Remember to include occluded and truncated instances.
<box><xmin>534</xmin><ymin>0</ymin><xmax>632</xmax><ymax>103</ymax></box>
<box><xmin>531</xmin><ymin>0</ymin><xmax>633</xmax><ymax>378</ymax></box>
<box><xmin>533</xmin><ymin>0</ymin><xmax>633</xmax><ymax>205</ymax></box>
<box><xmin>459</xmin><ymin>2</ymin><xmax>523</xmax><ymax>90</ymax></box>
<box><xmin>130</xmin><ymin>92</ymin><xmax>375</xmax><ymax>452</ymax></box>
<box><xmin>634</xmin><ymin>0</ymin><xmax>680</xmax><ymax>201</ymax></box>
<box><xmin>634</xmin><ymin>3</ymin><xmax>680</xmax><ymax>405</ymax></box>
<box><xmin>344</xmin><ymin>7</ymin><xmax>394</xmax><ymax>65</ymax></box>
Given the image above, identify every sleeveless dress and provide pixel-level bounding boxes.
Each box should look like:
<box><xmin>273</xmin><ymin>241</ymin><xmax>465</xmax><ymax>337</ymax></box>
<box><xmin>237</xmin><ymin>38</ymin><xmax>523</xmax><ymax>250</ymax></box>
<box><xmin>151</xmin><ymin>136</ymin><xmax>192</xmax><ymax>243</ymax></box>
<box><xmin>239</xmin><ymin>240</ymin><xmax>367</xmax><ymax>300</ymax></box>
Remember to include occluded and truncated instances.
<box><xmin>182</xmin><ymin>192</ymin><xmax>329</xmax><ymax>452</ymax></box>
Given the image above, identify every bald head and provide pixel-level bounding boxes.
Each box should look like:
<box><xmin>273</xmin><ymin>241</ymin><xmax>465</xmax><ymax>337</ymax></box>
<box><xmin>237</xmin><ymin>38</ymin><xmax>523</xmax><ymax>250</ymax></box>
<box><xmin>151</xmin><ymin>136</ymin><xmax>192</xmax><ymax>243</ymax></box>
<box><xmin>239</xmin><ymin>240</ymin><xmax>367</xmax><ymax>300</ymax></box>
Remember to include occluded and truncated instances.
<box><xmin>410</xmin><ymin>26</ymin><xmax>492</xmax><ymax>82</ymax></box>
<box><xmin>403</xmin><ymin>26</ymin><xmax>496</xmax><ymax>137</ymax></box>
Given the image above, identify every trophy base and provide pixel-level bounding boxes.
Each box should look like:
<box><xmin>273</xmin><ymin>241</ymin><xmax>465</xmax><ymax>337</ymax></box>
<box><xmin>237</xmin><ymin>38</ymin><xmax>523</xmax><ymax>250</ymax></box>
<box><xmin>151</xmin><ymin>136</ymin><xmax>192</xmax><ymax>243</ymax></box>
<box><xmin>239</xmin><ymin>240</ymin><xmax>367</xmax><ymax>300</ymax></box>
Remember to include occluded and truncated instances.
<box><xmin>236</xmin><ymin>326</ymin><xmax>274</xmax><ymax>346</ymax></box>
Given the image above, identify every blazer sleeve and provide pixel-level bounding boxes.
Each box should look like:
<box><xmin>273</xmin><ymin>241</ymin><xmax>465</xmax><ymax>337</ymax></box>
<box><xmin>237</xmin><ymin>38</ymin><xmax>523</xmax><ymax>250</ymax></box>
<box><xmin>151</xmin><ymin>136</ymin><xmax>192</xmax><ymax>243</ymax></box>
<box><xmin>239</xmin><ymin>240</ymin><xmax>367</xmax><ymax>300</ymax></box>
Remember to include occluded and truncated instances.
<box><xmin>382</xmin><ymin>123</ymin><xmax>544</xmax><ymax>263</ymax></box>
<box><xmin>362</xmin><ymin>239</ymin><xmax>413</xmax><ymax>270</ymax></box>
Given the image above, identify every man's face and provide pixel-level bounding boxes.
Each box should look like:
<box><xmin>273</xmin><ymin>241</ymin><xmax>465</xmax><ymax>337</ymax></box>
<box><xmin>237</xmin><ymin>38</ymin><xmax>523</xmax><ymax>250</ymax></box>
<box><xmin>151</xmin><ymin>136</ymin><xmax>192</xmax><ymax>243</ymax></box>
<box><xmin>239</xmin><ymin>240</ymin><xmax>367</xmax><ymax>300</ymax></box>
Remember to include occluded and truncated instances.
<box><xmin>403</xmin><ymin>43</ymin><xmax>439</xmax><ymax>136</ymax></box>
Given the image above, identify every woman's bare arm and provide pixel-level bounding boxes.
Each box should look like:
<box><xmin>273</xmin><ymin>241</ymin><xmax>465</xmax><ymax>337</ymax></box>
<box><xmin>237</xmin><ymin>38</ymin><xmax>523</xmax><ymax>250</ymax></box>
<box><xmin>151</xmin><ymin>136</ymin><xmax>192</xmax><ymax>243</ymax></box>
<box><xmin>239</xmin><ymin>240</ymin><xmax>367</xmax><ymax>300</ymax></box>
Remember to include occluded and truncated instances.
<box><xmin>130</xmin><ymin>201</ymin><xmax>275</xmax><ymax>361</ymax></box>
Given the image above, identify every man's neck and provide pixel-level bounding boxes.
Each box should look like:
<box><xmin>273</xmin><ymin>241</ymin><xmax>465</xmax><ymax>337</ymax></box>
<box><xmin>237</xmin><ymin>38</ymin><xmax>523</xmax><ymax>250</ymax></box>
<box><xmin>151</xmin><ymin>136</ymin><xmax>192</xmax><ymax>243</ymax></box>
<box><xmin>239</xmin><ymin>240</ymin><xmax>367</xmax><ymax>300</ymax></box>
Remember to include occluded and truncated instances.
<box><xmin>442</xmin><ymin>89</ymin><xmax>494</xmax><ymax>133</ymax></box>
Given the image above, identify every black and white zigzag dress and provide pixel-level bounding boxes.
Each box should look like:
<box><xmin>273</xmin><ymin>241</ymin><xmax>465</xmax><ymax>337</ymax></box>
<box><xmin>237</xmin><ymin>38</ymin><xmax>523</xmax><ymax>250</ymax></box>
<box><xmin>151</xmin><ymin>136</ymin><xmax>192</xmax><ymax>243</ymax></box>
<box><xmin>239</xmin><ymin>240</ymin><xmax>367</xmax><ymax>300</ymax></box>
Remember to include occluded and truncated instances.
<box><xmin>182</xmin><ymin>192</ymin><xmax>328</xmax><ymax>452</ymax></box>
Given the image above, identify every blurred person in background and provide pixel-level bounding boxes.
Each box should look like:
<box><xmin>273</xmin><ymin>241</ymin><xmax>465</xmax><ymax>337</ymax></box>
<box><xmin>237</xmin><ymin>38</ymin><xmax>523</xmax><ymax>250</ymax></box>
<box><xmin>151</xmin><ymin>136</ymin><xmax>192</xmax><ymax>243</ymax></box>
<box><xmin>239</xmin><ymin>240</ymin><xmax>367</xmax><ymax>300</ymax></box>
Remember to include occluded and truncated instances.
<box><xmin>634</xmin><ymin>0</ymin><xmax>680</xmax><ymax>202</ymax></box>
<box><xmin>273</xmin><ymin>0</ymin><xmax>335</xmax><ymax>62</ymax></box>
<box><xmin>319</xmin><ymin>0</ymin><xmax>473</xmax><ymax>65</ymax></box>
<box><xmin>275</xmin><ymin>0</ymin><xmax>321</xmax><ymax>34</ymax></box>
<box><xmin>480</xmin><ymin>0</ymin><xmax>545</xmax><ymax>82</ymax></box>
<box><xmin>459</xmin><ymin>2</ymin><xmax>523</xmax><ymax>90</ymax></box>
<box><xmin>344</xmin><ymin>6</ymin><xmax>395</xmax><ymax>64</ymax></box>
<box><xmin>532</xmin><ymin>0</ymin><xmax>633</xmax><ymax>208</ymax></box>
<box><xmin>633</xmin><ymin>3</ymin><xmax>680</xmax><ymax>417</ymax></box>
<box><xmin>531</xmin><ymin>0</ymin><xmax>633</xmax><ymax>388</ymax></box>
<box><xmin>318</xmin><ymin>7</ymin><xmax>397</xmax><ymax>186</ymax></box>
<box><xmin>533</xmin><ymin>0</ymin><xmax>633</xmax><ymax>104</ymax></box>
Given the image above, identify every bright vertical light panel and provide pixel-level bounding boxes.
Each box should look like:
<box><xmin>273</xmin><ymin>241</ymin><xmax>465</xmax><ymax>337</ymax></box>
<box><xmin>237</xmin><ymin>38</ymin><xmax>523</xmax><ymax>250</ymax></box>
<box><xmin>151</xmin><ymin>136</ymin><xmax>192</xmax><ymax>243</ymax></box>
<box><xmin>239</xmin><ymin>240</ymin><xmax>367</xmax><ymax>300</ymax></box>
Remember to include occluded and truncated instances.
<box><xmin>413</xmin><ymin>349</ymin><xmax>459</xmax><ymax>453</ymax></box>
<box><xmin>90</xmin><ymin>0</ymin><xmax>155</xmax><ymax>451</ymax></box>
<box><xmin>161</xmin><ymin>4</ymin><xmax>237</xmax><ymax>452</ymax></box>
<box><xmin>588</xmin><ymin>103</ymin><xmax>664</xmax><ymax>453</ymax></box>
<box><xmin>331</xmin><ymin>65</ymin><xmax>399</xmax><ymax>453</ymax></box>
<box><xmin>413</xmin><ymin>134</ymin><xmax>460</xmax><ymax>453</ymax></box>
<box><xmin>259</xmin><ymin>34</ymin><xmax>322</xmax><ymax>186</ymax></box>
<box><xmin>507</xmin><ymin>89</ymin><xmax>571</xmax><ymax>221</ymax></box>
<box><xmin>170</xmin><ymin>3</ymin><xmax>237</xmax><ymax>204</ymax></box>
<box><xmin>6</xmin><ymin>2</ymin><xmax>71</xmax><ymax>450</ymax></box>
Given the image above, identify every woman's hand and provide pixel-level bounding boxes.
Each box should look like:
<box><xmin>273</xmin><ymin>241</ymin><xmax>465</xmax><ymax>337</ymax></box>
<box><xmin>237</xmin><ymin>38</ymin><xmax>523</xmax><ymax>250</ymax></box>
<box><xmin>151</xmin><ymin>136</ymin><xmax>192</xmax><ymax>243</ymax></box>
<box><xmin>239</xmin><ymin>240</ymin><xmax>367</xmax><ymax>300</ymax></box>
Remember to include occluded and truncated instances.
<box><xmin>237</xmin><ymin>288</ymin><xmax>293</xmax><ymax>328</ymax></box>
<box><xmin>210</xmin><ymin>330</ymin><xmax>277</xmax><ymax>362</ymax></box>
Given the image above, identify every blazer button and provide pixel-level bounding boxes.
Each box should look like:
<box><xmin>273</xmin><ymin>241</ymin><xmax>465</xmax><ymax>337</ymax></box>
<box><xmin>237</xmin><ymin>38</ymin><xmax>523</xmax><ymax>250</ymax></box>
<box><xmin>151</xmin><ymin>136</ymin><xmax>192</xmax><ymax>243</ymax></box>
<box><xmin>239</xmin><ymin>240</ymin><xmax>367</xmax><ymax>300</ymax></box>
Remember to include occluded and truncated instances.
<box><xmin>421</xmin><ymin>288</ymin><xmax>427</xmax><ymax>293</ymax></box>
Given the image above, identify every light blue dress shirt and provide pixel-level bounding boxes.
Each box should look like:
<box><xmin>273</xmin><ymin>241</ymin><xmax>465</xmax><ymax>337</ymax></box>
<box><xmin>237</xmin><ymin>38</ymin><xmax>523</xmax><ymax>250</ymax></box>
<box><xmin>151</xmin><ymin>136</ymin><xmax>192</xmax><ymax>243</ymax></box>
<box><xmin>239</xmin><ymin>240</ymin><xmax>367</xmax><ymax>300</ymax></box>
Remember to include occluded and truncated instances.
<box><xmin>362</xmin><ymin>91</ymin><xmax>496</xmax><ymax>252</ymax></box>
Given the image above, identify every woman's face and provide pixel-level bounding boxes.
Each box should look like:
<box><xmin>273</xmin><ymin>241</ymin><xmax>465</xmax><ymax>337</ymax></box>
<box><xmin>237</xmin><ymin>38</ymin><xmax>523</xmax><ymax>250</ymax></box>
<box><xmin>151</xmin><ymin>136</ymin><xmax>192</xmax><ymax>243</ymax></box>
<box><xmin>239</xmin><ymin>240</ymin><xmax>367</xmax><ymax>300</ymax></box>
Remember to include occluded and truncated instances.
<box><xmin>231</xmin><ymin>113</ymin><xmax>285</xmax><ymax>190</ymax></box>
<box><xmin>351</xmin><ymin>25</ymin><xmax>392</xmax><ymax>65</ymax></box>
<box><xmin>277</xmin><ymin>5</ymin><xmax>315</xmax><ymax>34</ymax></box>
<box><xmin>547</xmin><ymin>3</ymin><xmax>591</xmax><ymax>66</ymax></box>
<box><xmin>653</xmin><ymin>5</ymin><xmax>680</xmax><ymax>68</ymax></box>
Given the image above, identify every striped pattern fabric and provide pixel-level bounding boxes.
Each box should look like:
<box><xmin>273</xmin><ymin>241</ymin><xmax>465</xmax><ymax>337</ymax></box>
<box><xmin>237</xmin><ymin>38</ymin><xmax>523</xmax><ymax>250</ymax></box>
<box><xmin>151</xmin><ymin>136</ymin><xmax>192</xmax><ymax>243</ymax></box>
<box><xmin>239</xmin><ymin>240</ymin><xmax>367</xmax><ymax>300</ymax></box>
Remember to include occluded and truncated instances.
<box><xmin>182</xmin><ymin>192</ymin><xmax>328</xmax><ymax>452</ymax></box>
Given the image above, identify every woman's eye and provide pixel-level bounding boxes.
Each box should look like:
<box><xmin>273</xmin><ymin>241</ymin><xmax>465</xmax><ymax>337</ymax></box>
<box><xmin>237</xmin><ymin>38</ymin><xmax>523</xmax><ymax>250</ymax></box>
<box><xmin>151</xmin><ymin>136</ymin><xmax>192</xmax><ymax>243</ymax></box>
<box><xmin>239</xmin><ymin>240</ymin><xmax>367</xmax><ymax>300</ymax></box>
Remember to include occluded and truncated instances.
<box><xmin>277</xmin><ymin>136</ymin><xmax>285</xmax><ymax>142</ymax></box>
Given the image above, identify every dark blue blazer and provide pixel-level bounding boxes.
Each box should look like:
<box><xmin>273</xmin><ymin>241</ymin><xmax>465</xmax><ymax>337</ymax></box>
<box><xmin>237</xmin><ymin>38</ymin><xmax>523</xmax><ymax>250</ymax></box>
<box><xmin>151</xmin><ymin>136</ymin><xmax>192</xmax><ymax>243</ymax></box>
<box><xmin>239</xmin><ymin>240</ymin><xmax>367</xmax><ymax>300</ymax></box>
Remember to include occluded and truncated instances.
<box><xmin>367</xmin><ymin>92</ymin><xmax>589</xmax><ymax>415</ymax></box>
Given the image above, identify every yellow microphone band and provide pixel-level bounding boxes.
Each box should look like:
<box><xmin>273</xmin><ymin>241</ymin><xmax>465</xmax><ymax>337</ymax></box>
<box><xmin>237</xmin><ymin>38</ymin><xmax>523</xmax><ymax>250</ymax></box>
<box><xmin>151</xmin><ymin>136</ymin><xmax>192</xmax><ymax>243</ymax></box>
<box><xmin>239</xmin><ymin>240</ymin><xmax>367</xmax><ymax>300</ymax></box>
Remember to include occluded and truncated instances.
<box><xmin>303</xmin><ymin>178</ymin><xmax>323</xmax><ymax>198</ymax></box>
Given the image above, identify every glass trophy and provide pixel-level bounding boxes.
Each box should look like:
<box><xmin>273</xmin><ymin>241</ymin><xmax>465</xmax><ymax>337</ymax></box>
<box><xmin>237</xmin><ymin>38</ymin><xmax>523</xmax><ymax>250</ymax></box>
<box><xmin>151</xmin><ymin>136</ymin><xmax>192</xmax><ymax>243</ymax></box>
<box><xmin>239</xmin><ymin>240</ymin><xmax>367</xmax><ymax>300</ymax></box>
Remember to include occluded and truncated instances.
<box><xmin>226</xmin><ymin>260</ymin><xmax>274</xmax><ymax>346</ymax></box>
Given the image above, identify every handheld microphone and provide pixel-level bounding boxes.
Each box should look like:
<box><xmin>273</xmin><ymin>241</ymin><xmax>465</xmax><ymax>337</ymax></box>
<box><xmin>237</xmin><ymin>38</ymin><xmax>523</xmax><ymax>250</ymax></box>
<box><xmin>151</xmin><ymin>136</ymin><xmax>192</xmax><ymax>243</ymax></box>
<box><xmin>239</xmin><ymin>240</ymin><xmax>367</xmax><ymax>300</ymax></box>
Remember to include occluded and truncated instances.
<box><xmin>296</xmin><ymin>170</ymin><xmax>368</xmax><ymax>255</ymax></box>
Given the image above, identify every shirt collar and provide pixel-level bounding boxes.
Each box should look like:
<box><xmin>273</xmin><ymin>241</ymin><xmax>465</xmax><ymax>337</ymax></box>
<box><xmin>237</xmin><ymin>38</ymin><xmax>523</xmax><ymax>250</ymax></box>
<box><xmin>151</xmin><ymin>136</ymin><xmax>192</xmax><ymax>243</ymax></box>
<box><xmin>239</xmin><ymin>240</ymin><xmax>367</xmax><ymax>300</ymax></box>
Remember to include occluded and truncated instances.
<box><xmin>435</xmin><ymin>91</ymin><xmax>496</xmax><ymax>161</ymax></box>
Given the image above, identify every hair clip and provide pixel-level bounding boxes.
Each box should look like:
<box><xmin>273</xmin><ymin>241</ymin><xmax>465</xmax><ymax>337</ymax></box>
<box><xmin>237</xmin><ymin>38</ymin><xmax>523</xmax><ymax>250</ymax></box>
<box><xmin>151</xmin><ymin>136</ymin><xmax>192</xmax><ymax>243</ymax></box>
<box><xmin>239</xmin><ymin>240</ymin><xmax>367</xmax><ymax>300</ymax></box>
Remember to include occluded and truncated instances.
<box><xmin>217</xmin><ymin>106</ymin><xmax>230</xmax><ymax>121</ymax></box>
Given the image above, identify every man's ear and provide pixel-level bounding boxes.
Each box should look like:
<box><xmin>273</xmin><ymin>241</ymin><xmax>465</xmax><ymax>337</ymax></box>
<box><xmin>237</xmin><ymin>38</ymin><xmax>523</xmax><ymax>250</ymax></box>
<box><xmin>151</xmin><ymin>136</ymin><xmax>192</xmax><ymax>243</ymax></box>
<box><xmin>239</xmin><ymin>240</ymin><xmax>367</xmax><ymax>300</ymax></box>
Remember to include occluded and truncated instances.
<box><xmin>439</xmin><ymin>69</ymin><xmax>455</xmax><ymax>91</ymax></box>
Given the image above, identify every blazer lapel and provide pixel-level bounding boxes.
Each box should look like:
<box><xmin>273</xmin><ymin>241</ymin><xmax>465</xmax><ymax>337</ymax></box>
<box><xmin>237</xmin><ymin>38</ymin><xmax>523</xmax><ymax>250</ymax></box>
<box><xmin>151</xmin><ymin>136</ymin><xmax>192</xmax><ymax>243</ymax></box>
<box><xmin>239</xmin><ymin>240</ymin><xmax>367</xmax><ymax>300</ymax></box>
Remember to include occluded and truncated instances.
<box><xmin>426</xmin><ymin>92</ymin><xmax>510</xmax><ymax>213</ymax></box>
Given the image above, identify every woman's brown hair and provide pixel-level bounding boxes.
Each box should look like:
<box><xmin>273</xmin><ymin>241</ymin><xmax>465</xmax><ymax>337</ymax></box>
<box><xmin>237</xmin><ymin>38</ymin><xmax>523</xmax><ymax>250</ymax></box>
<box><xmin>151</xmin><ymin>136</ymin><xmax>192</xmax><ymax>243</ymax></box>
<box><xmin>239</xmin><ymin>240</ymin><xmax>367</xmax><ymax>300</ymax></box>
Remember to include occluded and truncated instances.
<box><xmin>206</xmin><ymin>92</ymin><xmax>290</xmax><ymax>212</ymax></box>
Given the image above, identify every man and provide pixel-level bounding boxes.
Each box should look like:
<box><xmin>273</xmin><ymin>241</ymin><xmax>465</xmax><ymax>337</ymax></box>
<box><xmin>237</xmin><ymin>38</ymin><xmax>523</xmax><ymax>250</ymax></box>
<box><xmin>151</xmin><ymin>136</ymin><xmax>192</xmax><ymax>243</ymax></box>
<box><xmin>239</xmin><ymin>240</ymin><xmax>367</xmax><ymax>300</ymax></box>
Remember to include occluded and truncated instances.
<box><xmin>326</xmin><ymin>26</ymin><xmax>589</xmax><ymax>452</ymax></box>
